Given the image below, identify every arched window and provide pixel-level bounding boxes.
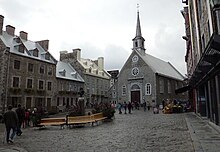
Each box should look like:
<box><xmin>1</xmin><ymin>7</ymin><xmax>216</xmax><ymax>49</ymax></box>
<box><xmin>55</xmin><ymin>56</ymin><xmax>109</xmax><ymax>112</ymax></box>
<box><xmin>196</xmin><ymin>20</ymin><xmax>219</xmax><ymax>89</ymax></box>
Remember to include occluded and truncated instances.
<box><xmin>145</xmin><ymin>83</ymin><xmax>151</xmax><ymax>95</ymax></box>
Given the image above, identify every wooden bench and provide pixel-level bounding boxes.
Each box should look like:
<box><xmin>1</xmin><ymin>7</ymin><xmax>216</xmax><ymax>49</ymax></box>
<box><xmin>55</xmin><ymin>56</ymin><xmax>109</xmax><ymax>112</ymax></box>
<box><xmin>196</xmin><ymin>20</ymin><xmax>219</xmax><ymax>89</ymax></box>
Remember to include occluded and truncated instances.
<box><xmin>91</xmin><ymin>112</ymin><xmax>107</xmax><ymax>125</ymax></box>
<box><xmin>66</xmin><ymin>115</ymin><xmax>95</xmax><ymax>127</ymax></box>
<box><xmin>38</xmin><ymin>117</ymin><xmax>66</xmax><ymax>129</ymax></box>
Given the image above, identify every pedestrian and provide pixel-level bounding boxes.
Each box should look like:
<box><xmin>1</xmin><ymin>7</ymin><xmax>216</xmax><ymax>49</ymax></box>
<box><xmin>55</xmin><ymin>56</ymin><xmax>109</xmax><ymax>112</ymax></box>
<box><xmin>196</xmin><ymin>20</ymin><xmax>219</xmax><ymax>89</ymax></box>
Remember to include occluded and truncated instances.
<box><xmin>128</xmin><ymin>102</ymin><xmax>132</xmax><ymax>114</ymax></box>
<box><xmin>147</xmin><ymin>101</ymin><xmax>151</xmax><ymax>111</ymax></box>
<box><xmin>162</xmin><ymin>99</ymin><xmax>166</xmax><ymax>110</ymax></box>
<box><xmin>31</xmin><ymin>108</ymin><xmax>38</xmax><ymax>127</ymax></box>
<box><xmin>143</xmin><ymin>101</ymin><xmax>147</xmax><ymax>111</ymax></box>
<box><xmin>118</xmin><ymin>103</ymin><xmax>122</xmax><ymax>114</ymax></box>
<box><xmin>24</xmin><ymin>109</ymin><xmax>30</xmax><ymax>128</ymax></box>
<box><xmin>3</xmin><ymin>105</ymin><xmax>19</xmax><ymax>144</ymax></box>
<box><xmin>124</xmin><ymin>102</ymin><xmax>127</xmax><ymax>114</ymax></box>
<box><xmin>15</xmin><ymin>104</ymin><xmax>25</xmax><ymax>136</ymax></box>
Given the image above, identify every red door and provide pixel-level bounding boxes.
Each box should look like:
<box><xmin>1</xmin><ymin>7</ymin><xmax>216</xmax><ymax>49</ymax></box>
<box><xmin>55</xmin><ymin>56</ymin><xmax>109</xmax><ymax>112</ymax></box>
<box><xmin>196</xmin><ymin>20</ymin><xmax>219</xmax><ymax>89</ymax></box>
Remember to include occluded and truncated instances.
<box><xmin>131</xmin><ymin>91</ymin><xmax>140</xmax><ymax>103</ymax></box>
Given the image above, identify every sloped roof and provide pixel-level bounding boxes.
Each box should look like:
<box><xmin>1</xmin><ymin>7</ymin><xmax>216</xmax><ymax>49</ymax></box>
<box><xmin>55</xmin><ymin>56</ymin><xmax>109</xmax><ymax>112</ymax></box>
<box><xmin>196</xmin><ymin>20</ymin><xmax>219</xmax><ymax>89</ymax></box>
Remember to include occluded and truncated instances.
<box><xmin>56</xmin><ymin>61</ymin><xmax>84</xmax><ymax>82</ymax></box>
<box><xmin>136</xmin><ymin>50</ymin><xmax>185</xmax><ymax>81</ymax></box>
<box><xmin>0</xmin><ymin>31</ymin><xmax>57</xmax><ymax>64</ymax></box>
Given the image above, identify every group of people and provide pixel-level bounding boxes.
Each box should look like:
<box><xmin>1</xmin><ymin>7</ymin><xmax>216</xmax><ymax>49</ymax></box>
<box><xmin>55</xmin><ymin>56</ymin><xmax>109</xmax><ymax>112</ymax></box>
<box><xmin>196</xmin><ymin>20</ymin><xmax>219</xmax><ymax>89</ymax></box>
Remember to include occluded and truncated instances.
<box><xmin>3</xmin><ymin>104</ymin><xmax>44</xmax><ymax>144</ymax></box>
<box><xmin>117</xmin><ymin>101</ymin><xmax>152</xmax><ymax>114</ymax></box>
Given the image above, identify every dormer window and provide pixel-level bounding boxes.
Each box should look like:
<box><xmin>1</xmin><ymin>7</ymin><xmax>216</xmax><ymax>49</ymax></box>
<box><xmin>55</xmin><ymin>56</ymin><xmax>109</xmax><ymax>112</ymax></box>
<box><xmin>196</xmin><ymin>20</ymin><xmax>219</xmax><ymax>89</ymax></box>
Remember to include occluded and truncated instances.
<box><xmin>96</xmin><ymin>69</ymin><xmax>99</xmax><ymax>75</ymax></box>
<box><xmin>14</xmin><ymin>37</ymin><xmax>21</xmax><ymax>43</ymax></box>
<box><xmin>89</xmin><ymin>68</ymin><xmax>92</xmax><ymax>73</ymax></box>
<box><xmin>45</xmin><ymin>52</ymin><xmax>50</xmax><ymax>60</ymax></box>
<box><xmin>59</xmin><ymin>69</ymin><xmax>66</xmax><ymax>76</ymax></box>
<box><xmin>33</xmin><ymin>48</ymin><xmax>39</xmax><ymax>57</ymax></box>
<box><xmin>71</xmin><ymin>71</ymin><xmax>77</xmax><ymax>78</ymax></box>
<box><xmin>18</xmin><ymin>44</ymin><xmax>25</xmax><ymax>53</ymax></box>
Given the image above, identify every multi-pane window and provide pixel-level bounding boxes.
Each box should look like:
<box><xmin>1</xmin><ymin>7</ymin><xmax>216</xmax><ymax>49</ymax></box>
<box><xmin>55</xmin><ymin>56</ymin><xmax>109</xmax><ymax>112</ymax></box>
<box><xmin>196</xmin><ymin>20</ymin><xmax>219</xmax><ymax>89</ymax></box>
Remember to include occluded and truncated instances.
<box><xmin>145</xmin><ymin>83</ymin><xmax>151</xmax><ymax>95</ymax></box>
<box><xmin>47</xmin><ymin>82</ymin><xmax>52</xmax><ymax>91</ymax></box>
<box><xmin>38</xmin><ymin>80</ymin><xmax>44</xmax><ymax>90</ymax></box>
<box><xmin>27</xmin><ymin>78</ymin><xmax>33</xmax><ymax>89</ymax></box>
<box><xmin>175</xmin><ymin>81</ymin><xmax>178</xmax><ymax>89</ymax></box>
<box><xmin>122</xmin><ymin>85</ymin><xmax>126</xmax><ymax>96</ymax></box>
<box><xmin>40</xmin><ymin>65</ymin><xmax>45</xmax><ymax>74</ymax></box>
<box><xmin>48</xmin><ymin>67</ymin><xmax>52</xmax><ymax>76</ymax></box>
<box><xmin>28</xmin><ymin>63</ymin><xmax>34</xmax><ymax>72</ymax></box>
<box><xmin>12</xmin><ymin>77</ymin><xmax>19</xmax><ymax>87</ymax></box>
<box><xmin>168</xmin><ymin>80</ymin><xmax>171</xmax><ymax>94</ymax></box>
<box><xmin>14</xmin><ymin>60</ymin><xmax>20</xmax><ymax>70</ymax></box>
<box><xmin>159</xmin><ymin>78</ymin><xmax>164</xmax><ymax>94</ymax></box>
<box><xmin>57</xmin><ymin>98</ymin><xmax>60</xmax><ymax>106</ymax></box>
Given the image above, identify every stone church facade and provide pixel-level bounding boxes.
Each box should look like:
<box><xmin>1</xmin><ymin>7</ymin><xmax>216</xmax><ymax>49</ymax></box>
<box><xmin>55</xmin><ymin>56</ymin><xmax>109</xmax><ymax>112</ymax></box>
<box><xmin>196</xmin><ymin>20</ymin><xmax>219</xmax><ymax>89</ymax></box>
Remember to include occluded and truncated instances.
<box><xmin>116</xmin><ymin>12</ymin><xmax>187</xmax><ymax>105</ymax></box>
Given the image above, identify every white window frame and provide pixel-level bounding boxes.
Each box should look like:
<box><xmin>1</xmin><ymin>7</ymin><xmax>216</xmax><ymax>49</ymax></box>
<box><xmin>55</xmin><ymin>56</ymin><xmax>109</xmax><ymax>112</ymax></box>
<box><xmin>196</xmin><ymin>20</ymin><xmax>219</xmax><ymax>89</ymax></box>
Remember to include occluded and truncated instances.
<box><xmin>145</xmin><ymin>83</ymin><xmax>151</xmax><ymax>95</ymax></box>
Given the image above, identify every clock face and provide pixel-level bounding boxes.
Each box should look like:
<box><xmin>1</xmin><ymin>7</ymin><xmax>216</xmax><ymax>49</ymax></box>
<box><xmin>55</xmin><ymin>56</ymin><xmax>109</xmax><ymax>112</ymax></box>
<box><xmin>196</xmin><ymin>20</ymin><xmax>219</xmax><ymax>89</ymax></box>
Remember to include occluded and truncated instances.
<box><xmin>132</xmin><ymin>55</ymin><xmax>138</xmax><ymax>62</ymax></box>
<box><xmin>132</xmin><ymin>67</ymin><xmax>139</xmax><ymax>76</ymax></box>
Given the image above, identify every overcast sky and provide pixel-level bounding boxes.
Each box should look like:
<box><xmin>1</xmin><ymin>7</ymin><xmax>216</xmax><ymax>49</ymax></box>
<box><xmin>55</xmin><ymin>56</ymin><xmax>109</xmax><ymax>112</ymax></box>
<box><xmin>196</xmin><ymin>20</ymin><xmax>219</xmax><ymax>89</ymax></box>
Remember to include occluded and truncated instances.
<box><xmin>0</xmin><ymin>0</ymin><xmax>187</xmax><ymax>75</ymax></box>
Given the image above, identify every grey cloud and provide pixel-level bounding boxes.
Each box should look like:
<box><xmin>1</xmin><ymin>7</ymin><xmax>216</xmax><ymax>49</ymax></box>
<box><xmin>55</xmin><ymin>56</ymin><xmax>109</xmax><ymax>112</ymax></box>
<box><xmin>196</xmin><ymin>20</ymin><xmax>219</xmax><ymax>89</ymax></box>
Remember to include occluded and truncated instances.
<box><xmin>104</xmin><ymin>45</ymin><xmax>130</xmax><ymax>70</ymax></box>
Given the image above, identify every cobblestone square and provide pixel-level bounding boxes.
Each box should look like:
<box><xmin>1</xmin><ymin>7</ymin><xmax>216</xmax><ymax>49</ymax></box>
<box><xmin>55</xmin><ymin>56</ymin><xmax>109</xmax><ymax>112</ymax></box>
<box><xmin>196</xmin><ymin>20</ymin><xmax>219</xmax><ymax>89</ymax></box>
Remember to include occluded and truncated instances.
<box><xmin>0</xmin><ymin>110</ymin><xmax>194</xmax><ymax>152</ymax></box>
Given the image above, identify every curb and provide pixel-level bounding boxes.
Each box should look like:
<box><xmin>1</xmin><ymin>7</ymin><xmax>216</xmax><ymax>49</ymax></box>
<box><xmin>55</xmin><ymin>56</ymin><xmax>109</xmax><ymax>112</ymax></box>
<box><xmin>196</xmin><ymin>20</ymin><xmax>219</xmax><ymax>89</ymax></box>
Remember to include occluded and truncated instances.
<box><xmin>185</xmin><ymin>116</ymin><xmax>204</xmax><ymax>152</ymax></box>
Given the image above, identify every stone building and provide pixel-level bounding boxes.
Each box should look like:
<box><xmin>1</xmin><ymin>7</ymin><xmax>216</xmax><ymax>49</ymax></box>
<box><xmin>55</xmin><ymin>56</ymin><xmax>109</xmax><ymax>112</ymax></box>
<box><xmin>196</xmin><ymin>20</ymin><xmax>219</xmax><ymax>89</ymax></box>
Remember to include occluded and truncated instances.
<box><xmin>56</xmin><ymin>61</ymin><xmax>84</xmax><ymax>112</ymax></box>
<box><xmin>116</xmin><ymin>11</ymin><xmax>187</xmax><ymax>105</ymax></box>
<box><xmin>181</xmin><ymin>0</ymin><xmax>220</xmax><ymax>125</ymax></box>
<box><xmin>60</xmin><ymin>49</ymin><xmax>111</xmax><ymax>104</ymax></box>
<box><xmin>0</xmin><ymin>15</ymin><xmax>58</xmax><ymax>112</ymax></box>
<box><xmin>107</xmin><ymin>70</ymin><xmax>119</xmax><ymax>104</ymax></box>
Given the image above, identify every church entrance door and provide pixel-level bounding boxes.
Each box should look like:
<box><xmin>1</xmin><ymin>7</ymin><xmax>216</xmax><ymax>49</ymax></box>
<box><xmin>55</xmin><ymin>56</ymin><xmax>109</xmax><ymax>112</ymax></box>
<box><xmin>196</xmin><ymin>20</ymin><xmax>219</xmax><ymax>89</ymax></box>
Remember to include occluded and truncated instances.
<box><xmin>131</xmin><ymin>91</ymin><xmax>140</xmax><ymax>103</ymax></box>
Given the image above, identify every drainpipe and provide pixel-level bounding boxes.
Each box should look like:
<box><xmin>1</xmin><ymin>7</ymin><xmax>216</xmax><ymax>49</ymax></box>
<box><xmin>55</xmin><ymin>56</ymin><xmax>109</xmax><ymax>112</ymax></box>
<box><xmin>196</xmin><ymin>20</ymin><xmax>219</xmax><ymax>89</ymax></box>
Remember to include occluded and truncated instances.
<box><xmin>3</xmin><ymin>47</ymin><xmax>10</xmax><ymax>113</ymax></box>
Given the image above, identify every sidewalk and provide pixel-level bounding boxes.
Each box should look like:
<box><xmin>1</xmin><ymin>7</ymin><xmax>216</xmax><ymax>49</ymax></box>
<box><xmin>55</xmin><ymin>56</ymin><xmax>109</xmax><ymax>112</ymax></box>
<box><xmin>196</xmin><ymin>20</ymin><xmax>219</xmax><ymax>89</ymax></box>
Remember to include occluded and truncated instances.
<box><xmin>185</xmin><ymin>112</ymin><xmax>220</xmax><ymax>152</ymax></box>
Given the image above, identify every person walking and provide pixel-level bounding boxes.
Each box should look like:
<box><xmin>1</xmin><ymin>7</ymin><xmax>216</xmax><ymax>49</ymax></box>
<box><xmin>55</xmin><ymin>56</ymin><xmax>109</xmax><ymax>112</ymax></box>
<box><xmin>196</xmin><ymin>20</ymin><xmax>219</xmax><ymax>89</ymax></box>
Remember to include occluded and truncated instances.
<box><xmin>118</xmin><ymin>103</ymin><xmax>122</xmax><ymax>114</ymax></box>
<box><xmin>123</xmin><ymin>102</ymin><xmax>127</xmax><ymax>114</ymax></box>
<box><xmin>128</xmin><ymin>102</ymin><xmax>132</xmax><ymax>114</ymax></box>
<box><xmin>143</xmin><ymin>101</ymin><xmax>147</xmax><ymax>111</ymax></box>
<box><xmin>3</xmin><ymin>105</ymin><xmax>19</xmax><ymax>144</ymax></box>
<box><xmin>15</xmin><ymin>104</ymin><xmax>25</xmax><ymax>136</ymax></box>
<box><xmin>147</xmin><ymin>101</ymin><xmax>151</xmax><ymax>111</ymax></box>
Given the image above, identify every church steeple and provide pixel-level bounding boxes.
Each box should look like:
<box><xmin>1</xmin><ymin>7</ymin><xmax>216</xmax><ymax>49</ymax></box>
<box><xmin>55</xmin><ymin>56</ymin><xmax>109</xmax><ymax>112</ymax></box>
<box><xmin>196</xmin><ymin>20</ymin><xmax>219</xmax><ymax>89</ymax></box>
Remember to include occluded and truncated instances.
<box><xmin>132</xmin><ymin>8</ymin><xmax>145</xmax><ymax>53</ymax></box>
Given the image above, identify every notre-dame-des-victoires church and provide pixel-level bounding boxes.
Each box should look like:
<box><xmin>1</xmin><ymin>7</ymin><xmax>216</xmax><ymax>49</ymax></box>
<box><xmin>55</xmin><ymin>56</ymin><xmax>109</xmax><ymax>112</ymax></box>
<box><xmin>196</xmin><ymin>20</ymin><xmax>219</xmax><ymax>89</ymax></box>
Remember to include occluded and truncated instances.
<box><xmin>110</xmin><ymin>11</ymin><xmax>187</xmax><ymax>105</ymax></box>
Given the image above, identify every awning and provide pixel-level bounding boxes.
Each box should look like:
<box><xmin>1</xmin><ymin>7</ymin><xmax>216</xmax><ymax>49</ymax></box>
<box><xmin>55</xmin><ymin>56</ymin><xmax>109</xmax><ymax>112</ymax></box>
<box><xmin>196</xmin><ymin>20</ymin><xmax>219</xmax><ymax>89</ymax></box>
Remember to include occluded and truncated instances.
<box><xmin>175</xmin><ymin>85</ymin><xmax>191</xmax><ymax>94</ymax></box>
<box><xmin>188</xmin><ymin>34</ymin><xmax>220</xmax><ymax>86</ymax></box>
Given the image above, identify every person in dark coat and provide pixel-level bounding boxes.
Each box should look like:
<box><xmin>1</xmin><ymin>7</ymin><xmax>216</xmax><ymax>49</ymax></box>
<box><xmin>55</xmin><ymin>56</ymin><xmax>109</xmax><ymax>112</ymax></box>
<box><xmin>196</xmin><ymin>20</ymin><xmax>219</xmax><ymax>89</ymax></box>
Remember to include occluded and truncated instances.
<box><xmin>4</xmin><ymin>105</ymin><xmax>19</xmax><ymax>143</ymax></box>
<box><xmin>128</xmin><ymin>102</ymin><xmax>132</xmax><ymax>114</ymax></box>
<box><xmin>15</xmin><ymin>104</ymin><xmax>25</xmax><ymax>136</ymax></box>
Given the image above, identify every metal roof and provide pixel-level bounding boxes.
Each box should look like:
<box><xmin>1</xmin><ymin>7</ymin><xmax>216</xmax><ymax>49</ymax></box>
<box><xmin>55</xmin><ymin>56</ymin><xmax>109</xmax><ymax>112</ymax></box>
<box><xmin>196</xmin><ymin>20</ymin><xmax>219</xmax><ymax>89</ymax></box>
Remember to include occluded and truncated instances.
<box><xmin>0</xmin><ymin>31</ymin><xmax>57</xmax><ymax>64</ymax></box>
<box><xmin>56</xmin><ymin>61</ymin><xmax>84</xmax><ymax>82</ymax></box>
<box><xmin>136</xmin><ymin>50</ymin><xmax>185</xmax><ymax>81</ymax></box>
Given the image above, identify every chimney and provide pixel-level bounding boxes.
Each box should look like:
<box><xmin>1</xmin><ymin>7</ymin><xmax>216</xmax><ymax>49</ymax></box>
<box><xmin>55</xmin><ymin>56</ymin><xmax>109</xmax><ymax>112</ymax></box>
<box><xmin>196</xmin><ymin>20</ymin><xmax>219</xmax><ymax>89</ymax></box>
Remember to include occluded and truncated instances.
<box><xmin>19</xmin><ymin>31</ymin><xmax>28</xmax><ymax>40</ymax></box>
<box><xmin>36</xmin><ymin>40</ymin><xmax>49</xmax><ymax>51</ymax></box>
<box><xmin>97</xmin><ymin>57</ymin><xmax>104</xmax><ymax>70</ymax></box>
<box><xmin>72</xmin><ymin>48</ymin><xmax>81</xmax><ymax>61</ymax></box>
<box><xmin>0</xmin><ymin>15</ymin><xmax>4</xmax><ymax>35</ymax></box>
<box><xmin>6</xmin><ymin>25</ymin><xmax>15</xmax><ymax>36</ymax></box>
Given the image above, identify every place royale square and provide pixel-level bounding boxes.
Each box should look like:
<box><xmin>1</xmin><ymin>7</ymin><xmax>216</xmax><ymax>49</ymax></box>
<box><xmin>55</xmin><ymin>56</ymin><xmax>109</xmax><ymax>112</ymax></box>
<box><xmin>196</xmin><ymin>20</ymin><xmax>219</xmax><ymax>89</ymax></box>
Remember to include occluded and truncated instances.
<box><xmin>1</xmin><ymin>0</ymin><xmax>220</xmax><ymax>152</ymax></box>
